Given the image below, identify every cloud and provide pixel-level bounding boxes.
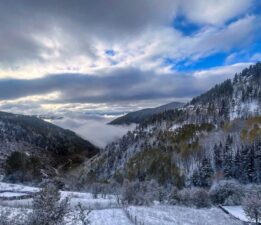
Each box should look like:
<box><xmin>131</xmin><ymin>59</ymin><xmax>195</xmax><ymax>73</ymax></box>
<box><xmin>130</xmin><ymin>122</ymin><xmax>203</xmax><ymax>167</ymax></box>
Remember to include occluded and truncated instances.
<box><xmin>0</xmin><ymin>62</ymin><xmax>254</xmax><ymax>108</ymax></box>
<box><xmin>179</xmin><ymin>0</ymin><xmax>253</xmax><ymax>25</ymax></box>
<box><xmin>0</xmin><ymin>0</ymin><xmax>257</xmax><ymax>79</ymax></box>
<box><xmin>0</xmin><ymin>0</ymin><xmax>259</xmax><ymax>121</ymax></box>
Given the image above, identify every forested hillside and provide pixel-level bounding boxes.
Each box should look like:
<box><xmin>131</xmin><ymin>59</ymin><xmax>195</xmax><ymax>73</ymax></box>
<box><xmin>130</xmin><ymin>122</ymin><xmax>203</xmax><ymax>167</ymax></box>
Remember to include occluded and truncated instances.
<box><xmin>0</xmin><ymin>111</ymin><xmax>99</xmax><ymax>183</ymax></box>
<box><xmin>80</xmin><ymin>63</ymin><xmax>261</xmax><ymax>189</ymax></box>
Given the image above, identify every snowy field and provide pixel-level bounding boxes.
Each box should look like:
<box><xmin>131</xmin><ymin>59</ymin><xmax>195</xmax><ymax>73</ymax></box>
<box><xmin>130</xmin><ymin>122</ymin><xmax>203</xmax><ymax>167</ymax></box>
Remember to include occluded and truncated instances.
<box><xmin>0</xmin><ymin>182</ymin><xmax>247</xmax><ymax>225</ymax></box>
<box><xmin>222</xmin><ymin>206</ymin><xmax>253</xmax><ymax>223</ymax></box>
<box><xmin>127</xmin><ymin>205</ymin><xmax>244</xmax><ymax>225</ymax></box>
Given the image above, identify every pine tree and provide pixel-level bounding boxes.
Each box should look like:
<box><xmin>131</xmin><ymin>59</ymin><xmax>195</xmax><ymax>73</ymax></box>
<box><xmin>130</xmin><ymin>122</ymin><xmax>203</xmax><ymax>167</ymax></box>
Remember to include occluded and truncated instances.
<box><xmin>254</xmin><ymin>142</ymin><xmax>261</xmax><ymax>183</ymax></box>
<box><xmin>199</xmin><ymin>157</ymin><xmax>214</xmax><ymax>187</ymax></box>
<box><xmin>223</xmin><ymin>135</ymin><xmax>234</xmax><ymax>178</ymax></box>
<box><xmin>213</xmin><ymin>143</ymin><xmax>222</xmax><ymax>171</ymax></box>
<box><xmin>247</xmin><ymin>146</ymin><xmax>255</xmax><ymax>183</ymax></box>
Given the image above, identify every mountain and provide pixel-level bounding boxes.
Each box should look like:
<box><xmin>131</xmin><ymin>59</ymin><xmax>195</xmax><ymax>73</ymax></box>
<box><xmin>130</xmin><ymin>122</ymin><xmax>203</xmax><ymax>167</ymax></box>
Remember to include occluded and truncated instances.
<box><xmin>109</xmin><ymin>101</ymin><xmax>185</xmax><ymax>125</ymax></box>
<box><xmin>0</xmin><ymin>111</ymin><xmax>99</xmax><ymax>182</ymax></box>
<box><xmin>79</xmin><ymin>62</ymin><xmax>261</xmax><ymax>188</ymax></box>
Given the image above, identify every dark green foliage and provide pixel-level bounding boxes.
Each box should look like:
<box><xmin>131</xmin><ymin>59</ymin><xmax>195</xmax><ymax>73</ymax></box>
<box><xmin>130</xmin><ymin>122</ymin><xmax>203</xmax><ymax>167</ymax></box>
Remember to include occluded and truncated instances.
<box><xmin>209</xmin><ymin>180</ymin><xmax>243</xmax><ymax>205</ymax></box>
<box><xmin>140</xmin><ymin>109</ymin><xmax>186</xmax><ymax>127</ymax></box>
<box><xmin>0</xmin><ymin>111</ymin><xmax>98</xmax><ymax>158</ymax></box>
<box><xmin>125</xmin><ymin>148</ymin><xmax>184</xmax><ymax>187</ymax></box>
<box><xmin>5</xmin><ymin>151</ymin><xmax>41</xmax><ymax>183</ymax></box>
<box><xmin>192</xmin><ymin>157</ymin><xmax>214</xmax><ymax>187</ymax></box>
<box><xmin>0</xmin><ymin>111</ymin><xmax>99</xmax><ymax>183</ymax></box>
<box><xmin>213</xmin><ymin>143</ymin><xmax>222</xmax><ymax>171</ymax></box>
<box><xmin>110</xmin><ymin>102</ymin><xmax>184</xmax><ymax>125</ymax></box>
<box><xmin>191</xmin><ymin>79</ymin><xmax>233</xmax><ymax>105</ymax></box>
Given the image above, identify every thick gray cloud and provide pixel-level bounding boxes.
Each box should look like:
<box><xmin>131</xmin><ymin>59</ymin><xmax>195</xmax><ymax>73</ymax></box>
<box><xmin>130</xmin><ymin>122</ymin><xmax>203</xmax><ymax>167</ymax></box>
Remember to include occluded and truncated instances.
<box><xmin>0</xmin><ymin>0</ymin><xmax>258</xmax><ymax>115</ymax></box>
<box><xmin>0</xmin><ymin>0</ymin><xmax>177</xmax><ymax>67</ymax></box>
<box><xmin>0</xmin><ymin>63</ymin><xmax>251</xmax><ymax>104</ymax></box>
<box><xmin>0</xmin><ymin>0</ymin><xmax>255</xmax><ymax>69</ymax></box>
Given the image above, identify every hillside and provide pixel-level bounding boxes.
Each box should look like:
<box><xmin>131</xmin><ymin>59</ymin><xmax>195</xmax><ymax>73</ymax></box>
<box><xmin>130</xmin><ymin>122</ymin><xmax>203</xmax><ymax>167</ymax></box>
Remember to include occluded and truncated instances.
<box><xmin>79</xmin><ymin>62</ymin><xmax>261</xmax><ymax>188</ymax></box>
<box><xmin>109</xmin><ymin>101</ymin><xmax>185</xmax><ymax>125</ymax></box>
<box><xmin>0</xmin><ymin>111</ymin><xmax>99</xmax><ymax>182</ymax></box>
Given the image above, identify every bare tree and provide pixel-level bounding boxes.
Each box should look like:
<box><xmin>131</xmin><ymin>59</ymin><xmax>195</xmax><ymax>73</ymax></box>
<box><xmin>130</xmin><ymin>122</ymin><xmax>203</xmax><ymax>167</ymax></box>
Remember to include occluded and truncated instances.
<box><xmin>243</xmin><ymin>191</ymin><xmax>261</xmax><ymax>224</ymax></box>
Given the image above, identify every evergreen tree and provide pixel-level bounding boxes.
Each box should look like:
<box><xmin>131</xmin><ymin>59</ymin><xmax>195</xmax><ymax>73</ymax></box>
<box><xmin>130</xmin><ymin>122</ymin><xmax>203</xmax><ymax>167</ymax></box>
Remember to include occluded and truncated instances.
<box><xmin>223</xmin><ymin>135</ymin><xmax>234</xmax><ymax>178</ymax></box>
<box><xmin>247</xmin><ymin>146</ymin><xmax>255</xmax><ymax>183</ymax></box>
<box><xmin>213</xmin><ymin>143</ymin><xmax>222</xmax><ymax>171</ymax></box>
<box><xmin>199</xmin><ymin>157</ymin><xmax>214</xmax><ymax>187</ymax></box>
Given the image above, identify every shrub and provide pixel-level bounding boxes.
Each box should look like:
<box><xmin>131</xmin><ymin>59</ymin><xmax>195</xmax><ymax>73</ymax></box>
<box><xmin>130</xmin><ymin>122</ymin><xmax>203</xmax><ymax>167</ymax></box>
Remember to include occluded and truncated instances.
<box><xmin>209</xmin><ymin>180</ymin><xmax>243</xmax><ymax>205</ymax></box>
<box><xmin>121</xmin><ymin>180</ymin><xmax>161</xmax><ymax>206</ymax></box>
<box><xmin>190</xmin><ymin>188</ymin><xmax>211</xmax><ymax>208</ymax></box>
<box><xmin>168</xmin><ymin>187</ymin><xmax>211</xmax><ymax>208</ymax></box>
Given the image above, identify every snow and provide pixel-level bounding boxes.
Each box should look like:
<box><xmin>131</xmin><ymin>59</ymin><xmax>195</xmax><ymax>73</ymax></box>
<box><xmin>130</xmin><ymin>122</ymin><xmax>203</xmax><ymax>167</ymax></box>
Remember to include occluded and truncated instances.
<box><xmin>0</xmin><ymin>192</ymin><xmax>29</xmax><ymax>197</ymax></box>
<box><xmin>169</xmin><ymin>124</ymin><xmax>181</xmax><ymax>131</ymax></box>
<box><xmin>127</xmin><ymin>205</ymin><xmax>244</xmax><ymax>225</ymax></box>
<box><xmin>90</xmin><ymin>209</ymin><xmax>132</xmax><ymax>225</ymax></box>
<box><xmin>222</xmin><ymin>206</ymin><xmax>252</xmax><ymax>223</ymax></box>
<box><xmin>0</xmin><ymin>182</ymin><xmax>39</xmax><ymax>193</ymax></box>
<box><xmin>0</xmin><ymin>182</ymin><xmax>245</xmax><ymax>225</ymax></box>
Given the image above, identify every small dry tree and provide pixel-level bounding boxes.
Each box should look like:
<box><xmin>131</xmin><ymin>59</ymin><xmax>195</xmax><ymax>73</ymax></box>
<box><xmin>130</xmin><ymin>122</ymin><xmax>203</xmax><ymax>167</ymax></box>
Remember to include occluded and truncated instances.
<box><xmin>243</xmin><ymin>191</ymin><xmax>261</xmax><ymax>224</ymax></box>
<box><xmin>29</xmin><ymin>182</ymin><xmax>69</xmax><ymax>225</ymax></box>
<box><xmin>74</xmin><ymin>203</ymin><xmax>92</xmax><ymax>225</ymax></box>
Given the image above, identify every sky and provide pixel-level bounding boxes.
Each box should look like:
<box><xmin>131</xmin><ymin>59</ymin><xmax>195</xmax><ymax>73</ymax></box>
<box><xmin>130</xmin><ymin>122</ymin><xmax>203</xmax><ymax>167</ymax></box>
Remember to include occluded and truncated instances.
<box><xmin>0</xmin><ymin>0</ymin><xmax>260</xmax><ymax>146</ymax></box>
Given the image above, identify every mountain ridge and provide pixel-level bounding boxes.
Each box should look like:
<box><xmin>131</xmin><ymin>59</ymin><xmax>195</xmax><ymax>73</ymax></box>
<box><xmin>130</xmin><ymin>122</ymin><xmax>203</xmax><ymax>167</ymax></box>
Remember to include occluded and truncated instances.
<box><xmin>109</xmin><ymin>101</ymin><xmax>185</xmax><ymax>125</ymax></box>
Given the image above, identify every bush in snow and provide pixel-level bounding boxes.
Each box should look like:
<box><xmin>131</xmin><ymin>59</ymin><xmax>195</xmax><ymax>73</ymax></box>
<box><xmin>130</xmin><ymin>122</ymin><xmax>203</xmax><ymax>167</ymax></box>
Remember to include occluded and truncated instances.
<box><xmin>243</xmin><ymin>191</ymin><xmax>261</xmax><ymax>225</ymax></box>
<box><xmin>169</xmin><ymin>187</ymin><xmax>210</xmax><ymax>208</ymax></box>
<box><xmin>168</xmin><ymin>187</ymin><xmax>180</xmax><ymax>205</ymax></box>
<box><xmin>190</xmin><ymin>188</ymin><xmax>211</xmax><ymax>208</ymax></box>
<box><xmin>245</xmin><ymin>184</ymin><xmax>261</xmax><ymax>196</ymax></box>
<box><xmin>28</xmin><ymin>183</ymin><xmax>69</xmax><ymax>225</ymax></box>
<box><xmin>121</xmin><ymin>180</ymin><xmax>160</xmax><ymax>206</ymax></box>
<box><xmin>209</xmin><ymin>180</ymin><xmax>243</xmax><ymax>205</ymax></box>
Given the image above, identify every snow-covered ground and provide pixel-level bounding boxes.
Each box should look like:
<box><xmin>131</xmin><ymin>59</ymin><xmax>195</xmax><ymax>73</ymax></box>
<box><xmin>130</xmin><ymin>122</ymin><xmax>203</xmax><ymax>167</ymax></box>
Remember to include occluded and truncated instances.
<box><xmin>127</xmin><ymin>205</ymin><xmax>244</xmax><ymax>225</ymax></box>
<box><xmin>0</xmin><ymin>182</ymin><xmax>246</xmax><ymax>225</ymax></box>
<box><xmin>222</xmin><ymin>206</ymin><xmax>252</xmax><ymax>223</ymax></box>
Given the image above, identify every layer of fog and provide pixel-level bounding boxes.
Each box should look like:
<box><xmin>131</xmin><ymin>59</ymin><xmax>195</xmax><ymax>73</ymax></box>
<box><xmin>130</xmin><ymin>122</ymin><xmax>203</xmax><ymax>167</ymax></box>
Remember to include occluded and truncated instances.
<box><xmin>50</xmin><ymin>115</ymin><xmax>136</xmax><ymax>148</ymax></box>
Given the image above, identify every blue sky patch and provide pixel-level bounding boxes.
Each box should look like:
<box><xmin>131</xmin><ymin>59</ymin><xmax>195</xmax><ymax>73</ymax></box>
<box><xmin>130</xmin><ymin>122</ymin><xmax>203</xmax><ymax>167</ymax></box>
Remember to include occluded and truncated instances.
<box><xmin>105</xmin><ymin>50</ymin><xmax>116</xmax><ymax>56</ymax></box>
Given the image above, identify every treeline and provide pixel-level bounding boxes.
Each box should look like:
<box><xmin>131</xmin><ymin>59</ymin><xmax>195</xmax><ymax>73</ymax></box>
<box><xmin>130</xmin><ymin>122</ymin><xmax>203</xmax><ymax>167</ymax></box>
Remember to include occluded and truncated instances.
<box><xmin>192</xmin><ymin>135</ymin><xmax>261</xmax><ymax>187</ymax></box>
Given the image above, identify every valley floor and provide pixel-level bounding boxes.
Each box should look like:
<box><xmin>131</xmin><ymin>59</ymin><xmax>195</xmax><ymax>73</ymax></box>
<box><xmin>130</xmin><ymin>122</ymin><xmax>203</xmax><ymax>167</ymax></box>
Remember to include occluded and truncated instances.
<box><xmin>0</xmin><ymin>182</ymin><xmax>248</xmax><ymax>225</ymax></box>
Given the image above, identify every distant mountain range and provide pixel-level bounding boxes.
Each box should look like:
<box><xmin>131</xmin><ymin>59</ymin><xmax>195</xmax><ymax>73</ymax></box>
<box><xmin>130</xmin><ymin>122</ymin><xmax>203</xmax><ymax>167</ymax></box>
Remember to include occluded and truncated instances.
<box><xmin>109</xmin><ymin>101</ymin><xmax>185</xmax><ymax>125</ymax></box>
